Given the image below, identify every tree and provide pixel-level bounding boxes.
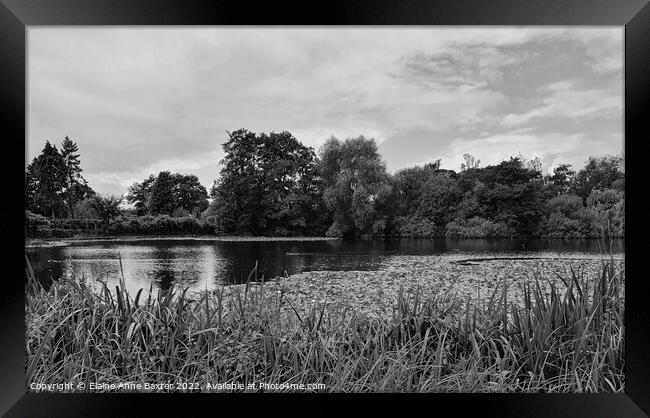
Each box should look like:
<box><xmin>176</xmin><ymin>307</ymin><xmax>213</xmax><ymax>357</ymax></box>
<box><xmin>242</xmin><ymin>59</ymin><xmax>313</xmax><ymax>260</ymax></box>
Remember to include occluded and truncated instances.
<box><xmin>547</xmin><ymin>164</ymin><xmax>575</xmax><ymax>195</ymax></box>
<box><xmin>390</xmin><ymin>161</ymin><xmax>441</xmax><ymax>217</ymax></box>
<box><xmin>126</xmin><ymin>174</ymin><xmax>157</xmax><ymax>215</ymax></box>
<box><xmin>26</xmin><ymin>137</ymin><xmax>94</xmax><ymax>218</ymax></box>
<box><xmin>586</xmin><ymin>188</ymin><xmax>624</xmax><ymax>237</ymax></box>
<box><xmin>453</xmin><ymin>157</ymin><xmax>545</xmax><ymax>235</ymax></box>
<box><xmin>25</xmin><ymin>141</ymin><xmax>67</xmax><ymax>217</ymax></box>
<box><xmin>89</xmin><ymin>195</ymin><xmax>122</xmax><ymax>233</ymax></box>
<box><xmin>320</xmin><ymin>136</ymin><xmax>391</xmax><ymax>237</ymax></box>
<box><xmin>536</xmin><ymin>194</ymin><xmax>595</xmax><ymax>238</ymax></box>
<box><xmin>60</xmin><ymin>136</ymin><xmax>82</xmax><ymax>217</ymax></box>
<box><xmin>211</xmin><ymin>129</ymin><xmax>261</xmax><ymax>234</ymax></box>
<box><xmin>416</xmin><ymin>172</ymin><xmax>462</xmax><ymax>227</ymax></box>
<box><xmin>460</xmin><ymin>153</ymin><xmax>480</xmax><ymax>171</ymax></box>
<box><xmin>148</xmin><ymin>171</ymin><xmax>176</xmax><ymax>215</ymax></box>
<box><xmin>211</xmin><ymin>129</ymin><xmax>325</xmax><ymax>235</ymax></box>
<box><xmin>171</xmin><ymin>173</ymin><xmax>209</xmax><ymax>215</ymax></box>
<box><xmin>256</xmin><ymin>131</ymin><xmax>323</xmax><ymax>235</ymax></box>
<box><xmin>571</xmin><ymin>155</ymin><xmax>624</xmax><ymax>202</ymax></box>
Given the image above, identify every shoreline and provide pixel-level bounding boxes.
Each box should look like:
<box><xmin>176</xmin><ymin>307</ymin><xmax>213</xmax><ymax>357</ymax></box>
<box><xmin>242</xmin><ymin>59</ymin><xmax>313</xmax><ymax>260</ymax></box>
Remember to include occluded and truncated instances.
<box><xmin>25</xmin><ymin>235</ymin><xmax>340</xmax><ymax>247</ymax></box>
<box><xmin>25</xmin><ymin>234</ymin><xmax>625</xmax><ymax>247</ymax></box>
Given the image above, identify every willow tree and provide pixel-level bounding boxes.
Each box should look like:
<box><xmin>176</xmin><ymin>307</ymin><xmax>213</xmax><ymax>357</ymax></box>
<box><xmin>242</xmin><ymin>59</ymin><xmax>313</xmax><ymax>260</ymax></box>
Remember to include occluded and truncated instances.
<box><xmin>319</xmin><ymin>136</ymin><xmax>391</xmax><ymax>237</ymax></box>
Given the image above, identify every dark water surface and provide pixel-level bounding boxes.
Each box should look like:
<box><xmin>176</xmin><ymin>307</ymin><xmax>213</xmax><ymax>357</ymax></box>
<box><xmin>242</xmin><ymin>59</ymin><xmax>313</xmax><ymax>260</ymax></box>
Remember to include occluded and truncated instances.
<box><xmin>26</xmin><ymin>238</ymin><xmax>624</xmax><ymax>295</ymax></box>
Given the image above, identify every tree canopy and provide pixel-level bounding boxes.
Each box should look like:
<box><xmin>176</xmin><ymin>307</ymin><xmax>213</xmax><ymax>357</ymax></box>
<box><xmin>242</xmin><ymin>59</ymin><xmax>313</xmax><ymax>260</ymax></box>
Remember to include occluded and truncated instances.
<box><xmin>126</xmin><ymin>172</ymin><xmax>208</xmax><ymax>216</ymax></box>
<box><xmin>319</xmin><ymin>136</ymin><xmax>392</xmax><ymax>237</ymax></box>
<box><xmin>26</xmin><ymin>131</ymin><xmax>625</xmax><ymax>239</ymax></box>
<box><xmin>25</xmin><ymin>137</ymin><xmax>94</xmax><ymax>218</ymax></box>
<box><xmin>210</xmin><ymin>129</ymin><xmax>327</xmax><ymax>236</ymax></box>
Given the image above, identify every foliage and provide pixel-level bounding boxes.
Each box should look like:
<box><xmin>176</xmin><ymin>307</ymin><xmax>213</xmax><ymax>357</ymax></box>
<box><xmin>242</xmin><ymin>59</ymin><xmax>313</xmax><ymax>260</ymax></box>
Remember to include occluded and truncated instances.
<box><xmin>212</xmin><ymin>129</ymin><xmax>327</xmax><ymax>236</ymax></box>
<box><xmin>108</xmin><ymin>214</ymin><xmax>213</xmax><ymax>235</ymax></box>
<box><xmin>26</xmin><ymin>138</ymin><xmax>94</xmax><ymax>218</ymax></box>
<box><xmin>460</xmin><ymin>153</ymin><xmax>480</xmax><ymax>171</ymax></box>
<box><xmin>546</xmin><ymin>164</ymin><xmax>576</xmax><ymax>196</ymax></box>
<box><xmin>147</xmin><ymin>171</ymin><xmax>176</xmax><ymax>215</ymax></box>
<box><xmin>25</xmin><ymin>141</ymin><xmax>67</xmax><ymax>217</ymax></box>
<box><xmin>25</xmin><ymin>211</ymin><xmax>52</xmax><ymax>237</ymax></box>
<box><xmin>127</xmin><ymin>173</ymin><xmax>208</xmax><ymax>217</ymax></box>
<box><xmin>416</xmin><ymin>172</ymin><xmax>462</xmax><ymax>227</ymax></box>
<box><xmin>171</xmin><ymin>173</ymin><xmax>209</xmax><ymax>215</ymax></box>
<box><xmin>72</xmin><ymin>199</ymin><xmax>100</xmax><ymax>219</ymax></box>
<box><xmin>320</xmin><ymin>136</ymin><xmax>391</xmax><ymax>237</ymax></box>
<box><xmin>89</xmin><ymin>195</ymin><xmax>122</xmax><ymax>233</ymax></box>
<box><xmin>389</xmin><ymin>161</ymin><xmax>441</xmax><ymax>217</ymax></box>
<box><xmin>126</xmin><ymin>175</ymin><xmax>157</xmax><ymax>215</ymax></box>
<box><xmin>27</xmin><ymin>134</ymin><xmax>624</xmax><ymax>239</ymax></box>
<box><xmin>586</xmin><ymin>188</ymin><xmax>625</xmax><ymax>238</ymax></box>
<box><xmin>392</xmin><ymin>216</ymin><xmax>443</xmax><ymax>238</ymax></box>
<box><xmin>536</xmin><ymin>194</ymin><xmax>597</xmax><ymax>239</ymax></box>
<box><xmin>571</xmin><ymin>155</ymin><xmax>624</xmax><ymax>202</ymax></box>
<box><xmin>60</xmin><ymin>136</ymin><xmax>94</xmax><ymax>216</ymax></box>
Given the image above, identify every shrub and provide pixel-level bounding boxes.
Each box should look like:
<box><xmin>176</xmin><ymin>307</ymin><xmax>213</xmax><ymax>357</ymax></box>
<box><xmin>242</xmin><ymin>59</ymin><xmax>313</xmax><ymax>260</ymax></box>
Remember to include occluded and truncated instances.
<box><xmin>325</xmin><ymin>221</ymin><xmax>346</xmax><ymax>238</ymax></box>
<box><xmin>172</xmin><ymin>207</ymin><xmax>191</xmax><ymax>218</ymax></box>
<box><xmin>392</xmin><ymin>216</ymin><xmax>442</xmax><ymax>238</ymax></box>
<box><xmin>536</xmin><ymin>212</ymin><xmax>583</xmax><ymax>239</ymax></box>
<box><xmin>587</xmin><ymin>189</ymin><xmax>624</xmax><ymax>238</ymax></box>
<box><xmin>25</xmin><ymin>211</ymin><xmax>51</xmax><ymax>236</ymax></box>
<box><xmin>107</xmin><ymin>214</ymin><xmax>213</xmax><ymax>235</ymax></box>
<box><xmin>73</xmin><ymin>199</ymin><xmax>99</xmax><ymax>219</ymax></box>
<box><xmin>370</xmin><ymin>217</ymin><xmax>388</xmax><ymax>237</ymax></box>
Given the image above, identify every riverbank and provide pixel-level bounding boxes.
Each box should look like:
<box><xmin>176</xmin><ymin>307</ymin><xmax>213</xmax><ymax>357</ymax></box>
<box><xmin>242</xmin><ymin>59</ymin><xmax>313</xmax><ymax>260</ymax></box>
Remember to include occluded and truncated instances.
<box><xmin>25</xmin><ymin>253</ymin><xmax>624</xmax><ymax>393</ymax></box>
<box><xmin>25</xmin><ymin>235</ymin><xmax>339</xmax><ymax>247</ymax></box>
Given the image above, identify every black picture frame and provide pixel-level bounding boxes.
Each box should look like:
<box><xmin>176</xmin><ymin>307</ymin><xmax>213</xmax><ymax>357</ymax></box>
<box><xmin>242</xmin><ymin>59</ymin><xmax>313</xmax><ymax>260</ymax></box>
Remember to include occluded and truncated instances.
<box><xmin>3</xmin><ymin>0</ymin><xmax>649</xmax><ymax>416</ymax></box>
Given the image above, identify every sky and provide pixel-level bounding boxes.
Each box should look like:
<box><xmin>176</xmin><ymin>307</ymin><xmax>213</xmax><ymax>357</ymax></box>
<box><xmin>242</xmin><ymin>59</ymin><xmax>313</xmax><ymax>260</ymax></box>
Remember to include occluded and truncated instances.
<box><xmin>27</xmin><ymin>27</ymin><xmax>623</xmax><ymax>196</ymax></box>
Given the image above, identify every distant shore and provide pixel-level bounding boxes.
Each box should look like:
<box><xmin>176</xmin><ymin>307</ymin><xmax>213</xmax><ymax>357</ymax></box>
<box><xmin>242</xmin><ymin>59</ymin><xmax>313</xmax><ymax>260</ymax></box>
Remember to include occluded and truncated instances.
<box><xmin>25</xmin><ymin>235</ymin><xmax>339</xmax><ymax>248</ymax></box>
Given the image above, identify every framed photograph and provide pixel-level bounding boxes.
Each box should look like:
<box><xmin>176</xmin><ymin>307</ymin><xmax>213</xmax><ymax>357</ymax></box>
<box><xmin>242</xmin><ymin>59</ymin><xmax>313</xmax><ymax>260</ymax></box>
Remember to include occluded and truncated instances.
<box><xmin>3</xmin><ymin>0</ymin><xmax>649</xmax><ymax>416</ymax></box>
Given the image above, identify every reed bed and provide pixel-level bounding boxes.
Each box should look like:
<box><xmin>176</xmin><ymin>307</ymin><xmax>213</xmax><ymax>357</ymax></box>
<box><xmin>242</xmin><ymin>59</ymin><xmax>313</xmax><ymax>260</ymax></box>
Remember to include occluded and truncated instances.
<box><xmin>24</xmin><ymin>251</ymin><xmax>624</xmax><ymax>393</ymax></box>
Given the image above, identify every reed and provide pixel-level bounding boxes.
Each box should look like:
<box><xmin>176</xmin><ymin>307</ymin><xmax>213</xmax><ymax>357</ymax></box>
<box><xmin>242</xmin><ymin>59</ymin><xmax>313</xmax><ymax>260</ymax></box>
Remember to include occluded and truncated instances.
<box><xmin>24</xmin><ymin>249</ymin><xmax>624</xmax><ymax>393</ymax></box>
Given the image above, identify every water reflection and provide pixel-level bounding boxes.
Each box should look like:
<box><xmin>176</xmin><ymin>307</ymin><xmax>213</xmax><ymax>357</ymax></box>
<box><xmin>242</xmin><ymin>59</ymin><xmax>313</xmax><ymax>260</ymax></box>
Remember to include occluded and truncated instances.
<box><xmin>25</xmin><ymin>238</ymin><xmax>624</xmax><ymax>295</ymax></box>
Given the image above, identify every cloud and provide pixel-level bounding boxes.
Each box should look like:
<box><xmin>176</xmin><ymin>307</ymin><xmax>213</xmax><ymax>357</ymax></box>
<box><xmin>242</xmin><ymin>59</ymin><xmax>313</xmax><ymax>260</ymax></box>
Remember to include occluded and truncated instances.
<box><xmin>500</xmin><ymin>80</ymin><xmax>622</xmax><ymax>129</ymax></box>
<box><xmin>27</xmin><ymin>27</ymin><xmax>623</xmax><ymax>195</ymax></box>
<box><xmin>437</xmin><ymin>133</ymin><xmax>583</xmax><ymax>172</ymax></box>
<box><xmin>394</xmin><ymin>42</ymin><xmax>534</xmax><ymax>91</ymax></box>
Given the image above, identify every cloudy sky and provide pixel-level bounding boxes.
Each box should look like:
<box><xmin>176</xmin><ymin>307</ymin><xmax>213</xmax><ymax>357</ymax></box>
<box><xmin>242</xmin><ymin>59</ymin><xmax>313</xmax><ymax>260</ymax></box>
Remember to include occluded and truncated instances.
<box><xmin>28</xmin><ymin>27</ymin><xmax>623</xmax><ymax>196</ymax></box>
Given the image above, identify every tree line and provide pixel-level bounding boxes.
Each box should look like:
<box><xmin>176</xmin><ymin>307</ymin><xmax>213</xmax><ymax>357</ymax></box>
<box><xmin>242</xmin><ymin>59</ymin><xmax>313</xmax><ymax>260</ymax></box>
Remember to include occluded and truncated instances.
<box><xmin>25</xmin><ymin>131</ymin><xmax>624</xmax><ymax>239</ymax></box>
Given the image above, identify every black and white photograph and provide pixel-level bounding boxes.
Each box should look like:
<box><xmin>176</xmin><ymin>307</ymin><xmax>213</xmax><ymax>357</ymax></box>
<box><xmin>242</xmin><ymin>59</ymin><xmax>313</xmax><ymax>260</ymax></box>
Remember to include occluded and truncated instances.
<box><xmin>24</xmin><ymin>26</ymin><xmax>626</xmax><ymax>394</ymax></box>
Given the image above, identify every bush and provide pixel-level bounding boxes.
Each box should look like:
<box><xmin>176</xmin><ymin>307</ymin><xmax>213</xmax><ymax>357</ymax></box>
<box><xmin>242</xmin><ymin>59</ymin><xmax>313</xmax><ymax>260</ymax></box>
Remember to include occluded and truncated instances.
<box><xmin>73</xmin><ymin>199</ymin><xmax>99</xmax><ymax>219</ymax></box>
<box><xmin>587</xmin><ymin>189</ymin><xmax>624</xmax><ymax>238</ymax></box>
<box><xmin>25</xmin><ymin>211</ymin><xmax>51</xmax><ymax>236</ymax></box>
<box><xmin>392</xmin><ymin>216</ymin><xmax>443</xmax><ymax>238</ymax></box>
<box><xmin>107</xmin><ymin>214</ymin><xmax>213</xmax><ymax>235</ymax></box>
<box><xmin>445</xmin><ymin>216</ymin><xmax>515</xmax><ymax>238</ymax></box>
<box><xmin>325</xmin><ymin>221</ymin><xmax>346</xmax><ymax>238</ymax></box>
<box><xmin>172</xmin><ymin>207</ymin><xmax>191</xmax><ymax>217</ymax></box>
<box><xmin>370</xmin><ymin>217</ymin><xmax>388</xmax><ymax>237</ymax></box>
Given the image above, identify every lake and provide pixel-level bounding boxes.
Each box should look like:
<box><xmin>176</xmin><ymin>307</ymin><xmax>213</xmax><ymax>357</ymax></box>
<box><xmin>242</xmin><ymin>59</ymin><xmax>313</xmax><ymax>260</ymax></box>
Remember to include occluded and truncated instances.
<box><xmin>25</xmin><ymin>237</ymin><xmax>624</xmax><ymax>296</ymax></box>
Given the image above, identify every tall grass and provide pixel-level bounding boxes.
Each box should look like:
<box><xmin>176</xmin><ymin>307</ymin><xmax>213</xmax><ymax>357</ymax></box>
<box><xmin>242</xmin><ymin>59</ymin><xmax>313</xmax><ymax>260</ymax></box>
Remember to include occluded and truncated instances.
<box><xmin>24</xmin><ymin>251</ymin><xmax>624</xmax><ymax>392</ymax></box>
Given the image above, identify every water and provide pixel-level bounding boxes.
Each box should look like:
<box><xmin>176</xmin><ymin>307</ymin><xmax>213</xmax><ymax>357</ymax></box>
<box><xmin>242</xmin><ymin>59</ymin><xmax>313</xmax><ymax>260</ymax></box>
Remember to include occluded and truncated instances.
<box><xmin>25</xmin><ymin>237</ymin><xmax>624</xmax><ymax>295</ymax></box>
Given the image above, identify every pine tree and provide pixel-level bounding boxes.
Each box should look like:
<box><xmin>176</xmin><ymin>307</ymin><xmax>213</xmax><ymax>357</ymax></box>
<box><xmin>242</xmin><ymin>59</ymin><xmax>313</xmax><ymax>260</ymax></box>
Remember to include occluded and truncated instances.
<box><xmin>25</xmin><ymin>141</ymin><xmax>67</xmax><ymax>217</ymax></box>
<box><xmin>61</xmin><ymin>136</ymin><xmax>84</xmax><ymax>217</ymax></box>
